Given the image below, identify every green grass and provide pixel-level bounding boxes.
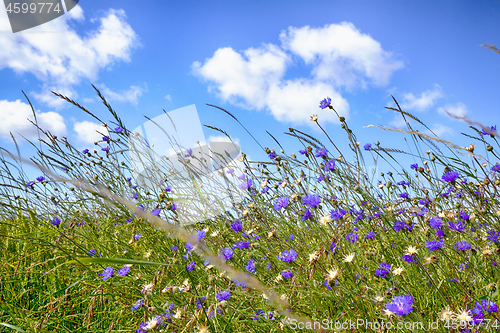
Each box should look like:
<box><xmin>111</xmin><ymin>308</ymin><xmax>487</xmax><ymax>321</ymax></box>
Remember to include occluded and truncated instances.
<box><xmin>2</xmin><ymin>50</ymin><xmax>500</xmax><ymax>332</ymax></box>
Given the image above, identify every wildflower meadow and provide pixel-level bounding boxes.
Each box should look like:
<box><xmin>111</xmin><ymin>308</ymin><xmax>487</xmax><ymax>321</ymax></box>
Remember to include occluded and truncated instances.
<box><xmin>1</xmin><ymin>49</ymin><xmax>500</xmax><ymax>333</ymax></box>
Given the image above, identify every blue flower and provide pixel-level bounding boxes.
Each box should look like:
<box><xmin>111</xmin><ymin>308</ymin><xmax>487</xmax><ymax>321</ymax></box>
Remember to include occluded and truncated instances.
<box><xmin>314</xmin><ymin>147</ymin><xmax>328</xmax><ymax>157</ymax></box>
<box><xmin>25</xmin><ymin>181</ymin><xmax>35</xmax><ymax>187</ymax></box>
<box><xmin>454</xmin><ymin>241</ymin><xmax>472</xmax><ymax>251</ymax></box>
<box><xmin>364</xmin><ymin>143</ymin><xmax>372</xmax><ymax>150</ymax></box>
<box><xmin>102</xmin><ymin>136</ymin><xmax>109</xmax><ymax>141</ymax></box>
<box><xmin>83</xmin><ymin>148</ymin><xmax>89</xmax><ymax>154</ymax></box>
<box><xmin>302</xmin><ymin>194</ymin><xmax>321</xmax><ymax>208</ymax></box>
<box><xmin>186</xmin><ymin>261</ymin><xmax>195</xmax><ymax>271</ymax></box>
<box><xmin>230</xmin><ymin>220</ymin><xmax>243</xmax><ymax>232</ymax></box>
<box><xmin>268</xmin><ymin>151</ymin><xmax>277</xmax><ymax>159</ymax></box>
<box><xmin>301</xmin><ymin>208</ymin><xmax>313</xmax><ymax>221</ymax></box>
<box><xmin>134</xmin><ymin>233</ymin><xmax>142</xmax><ymax>241</ymax></box>
<box><xmin>239</xmin><ymin>179</ymin><xmax>253</xmax><ymax>190</ymax></box>
<box><xmin>114</xmin><ymin>126</ymin><xmax>123</xmax><ymax>133</ymax></box>
<box><xmin>385</xmin><ymin>295</ymin><xmax>414</xmax><ymax>317</ymax></box>
<box><xmin>365</xmin><ymin>231</ymin><xmax>375</xmax><ymax>239</ymax></box>
<box><xmin>51</xmin><ymin>218</ymin><xmax>61</xmax><ymax>226</ymax></box>
<box><xmin>184</xmin><ymin>148</ymin><xmax>193</xmax><ymax>158</ymax></box>
<box><xmin>279</xmin><ymin>249</ymin><xmax>297</xmax><ymax>263</ymax></box>
<box><xmin>100</xmin><ymin>267</ymin><xmax>113</xmax><ymax>281</ymax></box>
<box><xmin>411</xmin><ymin>163</ymin><xmax>418</xmax><ymax>170</ymax></box>
<box><xmin>117</xmin><ymin>266</ymin><xmax>131</xmax><ymax>276</ymax></box>
<box><xmin>319</xmin><ymin>97</ymin><xmax>331</xmax><ymax>109</ymax></box>
<box><xmin>102</xmin><ymin>147</ymin><xmax>110</xmax><ymax>152</ymax></box>
<box><xmin>402</xmin><ymin>254</ymin><xmax>414</xmax><ymax>263</ymax></box>
<box><xmin>486</xmin><ymin>230</ymin><xmax>499</xmax><ymax>243</ymax></box>
<box><xmin>480</xmin><ymin>125</ymin><xmax>497</xmax><ymax>136</ymax></box>
<box><xmin>399</xmin><ymin>192</ymin><xmax>409</xmax><ymax>199</ymax></box>
<box><xmin>151</xmin><ymin>208</ymin><xmax>161</xmax><ymax>216</ymax></box>
<box><xmin>447</xmin><ymin>220</ymin><xmax>465</xmax><ymax>233</ymax></box>
<box><xmin>346</xmin><ymin>233</ymin><xmax>358</xmax><ymax>244</ymax></box>
<box><xmin>220</xmin><ymin>247</ymin><xmax>233</xmax><ymax>261</ymax></box>
<box><xmin>233</xmin><ymin>240</ymin><xmax>250</xmax><ymax>249</ymax></box>
<box><xmin>216</xmin><ymin>290</ymin><xmax>231</xmax><ymax>301</ymax></box>
<box><xmin>130</xmin><ymin>299</ymin><xmax>144</xmax><ymax>311</ymax></box>
<box><xmin>36</xmin><ymin>176</ymin><xmax>45</xmax><ymax>182</ymax></box>
<box><xmin>299</xmin><ymin>149</ymin><xmax>307</xmax><ymax>155</ymax></box>
<box><xmin>491</xmin><ymin>164</ymin><xmax>500</xmax><ymax>172</ymax></box>
<box><xmin>324</xmin><ymin>159</ymin><xmax>335</xmax><ymax>171</ymax></box>
<box><xmin>375</xmin><ymin>263</ymin><xmax>391</xmax><ymax>278</ymax></box>
<box><xmin>425</xmin><ymin>240</ymin><xmax>444</xmax><ymax>251</ymax></box>
<box><xmin>273</xmin><ymin>196</ymin><xmax>289</xmax><ymax>210</ymax></box>
<box><xmin>429</xmin><ymin>217</ymin><xmax>443</xmax><ymax>229</ymax></box>
<box><xmin>245</xmin><ymin>259</ymin><xmax>256</xmax><ymax>273</ymax></box>
<box><xmin>442</xmin><ymin>171</ymin><xmax>459</xmax><ymax>182</ymax></box>
<box><xmin>88</xmin><ymin>249</ymin><xmax>95</xmax><ymax>257</ymax></box>
<box><xmin>282</xmin><ymin>269</ymin><xmax>293</xmax><ymax>279</ymax></box>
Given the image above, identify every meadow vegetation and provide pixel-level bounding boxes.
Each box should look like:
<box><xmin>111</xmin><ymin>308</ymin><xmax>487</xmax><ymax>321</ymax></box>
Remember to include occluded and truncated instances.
<box><xmin>1</xmin><ymin>47</ymin><xmax>500</xmax><ymax>333</ymax></box>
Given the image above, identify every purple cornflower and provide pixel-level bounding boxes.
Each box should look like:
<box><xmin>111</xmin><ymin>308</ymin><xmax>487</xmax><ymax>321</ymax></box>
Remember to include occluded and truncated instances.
<box><xmin>227</xmin><ymin>168</ymin><xmax>235</xmax><ymax>174</ymax></box>
<box><xmin>134</xmin><ymin>233</ymin><xmax>142</xmax><ymax>241</ymax></box>
<box><xmin>425</xmin><ymin>240</ymin><xmax>445</xmax><ymax>251</ymax></box>
<box><xmin>239</xmin><ymin>179</ymin><xmax>253</xmax><ymax>190</ymax></box>
<box><xmin>402</xmin><ymin>254</ymin><xmax>414</xmax><ymax>263</ymax></box>
<box><xmin>186</xmin><ymin>261</ymin><xmax>195</xmax><ymax>271</ymax></box>
<box><xmin>82</xmin><ymin>148</ymin><xmax>89</xmax><ymax>154</ymax></box>
<box><xmin>164</xmin><ymin>186</ymin><xmax>171</xmax><ymax>192</ymax></box>
<box><xmin>102</xmin><ymin>147</ymin><xmax>110</xmax><ymax>152</ymax></box>
<box><xmin>51</xmin><ymin>218</ymin><xmax>61</xmax><ymax>226</ymax></box>
<box><xmin>302</xmin><ymin>194</ymin><xmax>321</xmax><ymax>208</ymax></box>
<box><xmin>330</xmin><ymin>209</ymin><xmax>346</xmax><ymax>220</ymax></box>
<box><xmin>346</xmin><ymin>232</ymin><xmax>359</xmax><ymax>244</ymax></box>
<box><xmin>442</xmin><ymin>171</ymin><xmax>459</xmax><ymax>182</ymax></box>
<box><xmin>301</xmin><ymin>208</ymin><xmax>313</xmax><ymax>221</ymax></box>
<box><xmin>411</xmin><ymin>163</ymin><xmax>418</xmax><ymax>170</ymax></box>
<box><xmin>299</xmin><ymin>149</ymin><xmax>307</xmax><ymax>155</ymax></box>
<box><xmin>273</xmin><ymin>196</ymin><xmax>289</xmax><ymax>210</ymax></box>
<box><xmin>216</xmin><ymin>290</ymin><xmax>231</xmax><ymax>301</ymax></box>
<box><xmin>245</xmin><ymin>259</ymin><xmax>256</xmax><ymax>273</ymax></box>
<box><xmin>268</xmin><ymin>151</ymin><xmax>277</xmax><ymax>160</ymax></box>
<box><xmin>131</xmin><ymin>192</ymin><xmax>138</xmax><ymax>200</ymax></box>
<box><xmin>329</xmin><ymin>242</ymin><xmax>338</xmax><ymax>254</ymax></box>
<box><xmin>220</xmin><ymin>247</ymin><xmax>233</xmax><ymax>261</ymax></box>
<box><xmin>385</xmin><ymin>295</ymin><xmax>414</xmax><ymax>317</ymax></box>
<box><xmin>454</xmin><ymin>241</ymin><xmax>472</xmax><ymax>251</ymax></box>
<box><xmin>279</xmin><ymin>249</ymin><xmax>297</xmax><ymax>263</ymax></box>
<box><xmin>419</xmin><ymin>198</ymin><xmax>430</xmax><ymax>205</ymax></box>
<box><xmin>399</xmin><ymin>192</ymin><xmax>409</xmax><ymax>199</ymax></box>
<box><xmin>233</xmin><ymin>240</ymin><xmax>250</xmax><ymax>249</ymax></box>
<box><xmin>398</xmin><ymin>180</ymin><xmax>410</xmax><ymax>186</ymax></box>
<box><xmin>114</xmin><ymin>126</ymin><xmax>123</xmax><ymax>133</ymax></box>
<box><xmin>230</xmin><ymin>220</ymin><xmax>243</xmax><ymax>232</ymax></box>
<box><xmin>130</xmin><ymin>299</ymin><xmax>144</xmax><ymax>311</ymax></box>
<box><xmin>36</xmin><ymin>176</ymin><xmax>45</xmax><ymax>182</ymax></box>
<box><xmin>480</xmin><ymin>125</ymin><xmax>497</xmax><ymax>136</ymax></box>
<box><xmin>486</xmin><ymin>230</ymin><xmax>499</xmax><ymax>243</ymax></box>
<box><xmin>102</xmin><ymin>136</ymin><xmax>109</xmax><ymax>141</ymax></box>
<box><xmin>491</xmin><ymin>164</ymin><xmax>500</xmax><ymax>172</ymax></box>
<box><xmin>447</xmin><ymin>220</ymin><xmax>465</xmax><ymax>233</ymax></box>
<box><xmin>319</xmin><ymin>97</ymin><xmax>331</xmax><ymax>109</ymax></box>
<box><xmin>151</xmin><ymin>208</ymin><xmax>161</xmax><ymax>216</ymax></box>
<box><xmin>393</xmin><ymin>221</ymin><xmax>408</xmax><ymax>232</ymax></box>
<box><xmin>317</xmin><ymin>174</ymin><xmax>330</xmax><ymax>182</ymax></box>
<box><xmin>364</xmin><ymin>143</ymin><xmax>372</xmax><ymax>150</ymax></box>
<box><xmin>282</xmin><ymin>269</ymin><xmax>293</xmax><ymax>279</ymax></box>
<box><xmin>314</xmin><ymin>147</ymin><xmax>328</xmax><ymax>157</ymax></box>
<box><xmin>88</xmin><ymin>249</ymin><xmax>95</xmax><ymax>257</ymax></box>
<box><xmin>117</xmin><ymin>266</ymin><xmax>131</xmax><ymax>276</ymax></box>
<box><xmin>429</xmin><ymin>217</ymin><xmax>443</xmax><ymax>229</ymax></box>
<box><xmin>25</xmin><ymin>181</ymin><xmax>35</xmax><ymax>187</ymax></box>
<box><xmin>100</xmin><ymin>267</ymin><xmax>113</xmax><ymax>281</ymax></box>
<box><xmin>365</xmin><ymin>231</ymin><xmax>375</xmax><ymax>239</ymax></box>
<box><xmin>184</xmin><ymin>149</ymin><xmax>193</xmax><ymax>158</ymax></box>
<box><xmin>375</xmin><ymin>263</ymin><xmax>391</xmax><ymax>278</ymax></box>
<box><xmin>324</xmin><ymin>159</ymin><xmax>335</xmax><ymax>171</ymax></box>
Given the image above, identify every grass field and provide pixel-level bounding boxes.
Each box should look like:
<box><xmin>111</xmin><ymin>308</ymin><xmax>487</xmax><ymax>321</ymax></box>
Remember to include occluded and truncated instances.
<box><xmin>1</xmin><ymin>52</ymin><xmax>500</xmax><ymax>332</ymax></box>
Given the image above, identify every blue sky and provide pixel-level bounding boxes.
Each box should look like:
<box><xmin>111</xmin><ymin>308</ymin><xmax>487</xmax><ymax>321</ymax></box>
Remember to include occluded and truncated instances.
<box><xmin>1</xmin><ymin>1</ymin><xmax>499</xmax><ymax>182</ymax></box>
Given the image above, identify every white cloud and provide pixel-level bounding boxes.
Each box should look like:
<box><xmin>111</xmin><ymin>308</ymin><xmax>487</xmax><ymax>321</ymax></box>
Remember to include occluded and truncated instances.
<box><xmin>99</xmin><ymin>83</ymin><xmax>147</xmax><ymax>105</ymax></box>
<box><xmin>0</xmin><ymin>7</ymin><xmax>139</xmax><ymax>108</ymax></box>
<box><xmin>193</xmin><ymin>22</ymin><xmax>402</xmax><ymax>125</ymax></box>
<box><xmin>438</xmin><ymin>102</ymin><xmax>468</xmax><ymax>119</ymax></box>
<box><xmin>400</xmin><ymin>84</ymin><xmax>443</xmax><ymax>112</ymax></box>
<box><xmin>267</xmin><ymin>79</ymin><xmax>348</xmax><ymax>125</ymax></box>
<box><xmin>0</xmin><ymin>99</ymin><xmax>66</xmax><ymax>141</ymax></box>
<box><xmin>428</xmin><ymin>123</ymin><xmax>454</xmax><ymax>137</ymax></box>
<box><xmin>165</xmin><ymin>94</ymin><xmax>172</xmax><ymax>102</ymax></box>
<box><xmin>192</xmin><ymin>44</ymin><xmax>289</xmax><ymax>110</ymax></box>
<box><xmin>73</xmin><ymin>120</ymin><xmax>109</xmax><ymax>144</ymax></box>
<box><xmin>279</xmin><ymin>22</ymin><xmax>404</xmax><ymax>89</ymax></box>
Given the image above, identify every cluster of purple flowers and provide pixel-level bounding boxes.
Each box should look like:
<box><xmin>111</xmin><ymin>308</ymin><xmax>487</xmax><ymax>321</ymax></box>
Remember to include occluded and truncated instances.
<box><xmin>279</xmin><ymin>249</ymin><xmax>297</xmax><ymax>263</ymax></box>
